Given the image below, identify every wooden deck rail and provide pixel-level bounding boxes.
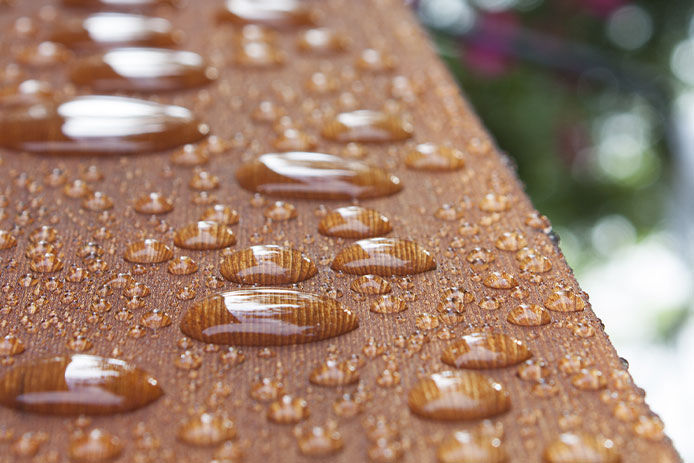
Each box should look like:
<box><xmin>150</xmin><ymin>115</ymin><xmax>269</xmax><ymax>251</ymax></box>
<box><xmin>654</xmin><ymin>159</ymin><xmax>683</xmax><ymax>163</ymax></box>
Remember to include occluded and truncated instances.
<box><xmin>0</xmin><ymin>0</ymin><xmax>681</xmax><ymax>461</ymax></box>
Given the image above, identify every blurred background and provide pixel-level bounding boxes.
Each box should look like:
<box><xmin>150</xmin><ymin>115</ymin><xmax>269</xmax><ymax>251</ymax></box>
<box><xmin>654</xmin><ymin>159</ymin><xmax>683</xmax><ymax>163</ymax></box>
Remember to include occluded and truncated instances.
<box><xmin>413</xmin><ymin>0</ymin><xmax>694</xmax><ymax>459</ymax></box>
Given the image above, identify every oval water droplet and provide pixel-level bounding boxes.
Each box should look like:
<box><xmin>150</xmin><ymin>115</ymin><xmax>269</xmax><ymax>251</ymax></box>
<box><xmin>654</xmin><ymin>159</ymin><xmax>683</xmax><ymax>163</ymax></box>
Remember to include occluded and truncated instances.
<box><xmin>124</xmin><ymin>239</ymin><xmax>173</xmax><ymax>263</ymax></box>
<box><xmin>437</xmin><ymin>430</ymin><xmax>507</xmax><ymax>463</ymax></box>
<box><xmin>177</xmin><ymin>413</ymin><xmax>237</xmax><ymax>446</ymax></box>
<box><xmin>405</xmin><ymin>143</ymin><xmax>465</xmax><ymax>171</ymax></box>
<box><xmin>318</xmin><ymin>206</ymin><xmax>392</xmax><ymax>239</ymax></box>
<box><xmin>68</xmin><ymin>429</ymin><xmax>123</xmax><ymax>463</ymax></box>
<box><xmin>331</xmin><ymin>237</ymin><xmax>436</xmax><ymax>276</ymax></box>
<box><xmin>507</xmin><ymin>304</ymin><xmax>551</xmax><ymax>327</ymax></box>
<box><xmin>545</xmin><ymin>287</ymin><xmax>586</xmax><ymax>312</ymax></box>
<box><xmin>0</xmin><ymin>355</ymin><xmax>162</xmax><ymax>415</ymax></box>
<box><xmin>70</xmin><ymin>48</ymin><xmax>215</xmax><ymax>92</ymax></box>
<box><xmin>407</xmin><ymin>371</ymin><xmax>510</xmax><ymax>420</ymax></box>
<box><xmin>236</xmin><ymin>152</ymin><xmax>402</xmax><ymax>200</ymax></box>
<box><xmin>133</xmin><ymin>192</ymin><xmax>173</xmax><ymax>214</ymax></box>
<box><xmin>167</xmin><ymin>256</ymin><xmax>198</xmax><ymax>275</ymax></box>
<box><xmin>217</xmin><ymin>0</ymin><xmax>316</xmax><ymax>29</ymax></box>
<box><xmin>542</xmin><ymin>433</ymin><xmax>620</xmax><ymax>463</ymax></box>
<box><xmin>173</xmin><ymin>221</ymin><xmax>236</xmax><ymax>250</ymax></box>
<box><xmin>200</xmin><ymin>204</ymin><xmax>239</xmax><ymax>225</ymax></box>
<box><xmin>263</xmin><ymin>200</ymin><xmax>297</xmax><ymax>221</ymax></box>
<box><xmin>180</xmin><ymin>288</ymin><xmax>359</xmax><ymax>346</ymax></box>
<box><xmin>350</xmin><ymin>274</ymin><xmax>392</xmax><ymax>294</ymax></box>
<box><xmin>441</xmin><ymin>332</ymin><xmax>531</xmax><ymax>369</ymax></box>
<box><xmin>322</xmin><ymin>110</ymin><xmax>413</xmax><ymax>143</ymax></box>
<box><xmin>220</xmin><ymin>245</ymin><xmax>317</xmax><ymax>285</ymax></box>
<box><xmin>0</xmin><ymin>96</ymin><xmax>207</xmax><ymax>156</ymax></box>
<box><xmin>50</xmin><ymin>13</ymin><xmax>178</xmax><ymax>50</ymax></box>
<box><xmin>482</xmin><ymin>272</ymin><xmax>517</xmax><ymax>290</ymax></box>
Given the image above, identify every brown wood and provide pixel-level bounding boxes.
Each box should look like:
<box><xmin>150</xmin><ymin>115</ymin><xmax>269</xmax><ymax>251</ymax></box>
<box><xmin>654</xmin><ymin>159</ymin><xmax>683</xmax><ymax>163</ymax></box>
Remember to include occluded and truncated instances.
<box><xmin>0</xmin><ymin>0</ymin><xmax>681</xmax><ymax>461</ymax></box>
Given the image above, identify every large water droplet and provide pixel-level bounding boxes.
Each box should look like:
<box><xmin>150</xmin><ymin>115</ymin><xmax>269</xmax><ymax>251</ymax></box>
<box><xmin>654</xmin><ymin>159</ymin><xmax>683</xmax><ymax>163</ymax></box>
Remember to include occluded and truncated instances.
<box><xmin>441</xmin><ymin>332</ymin><xmax>531</xmax><ymax>369</ymax></box>
<box><xmin>220</xmin><ymin>245</ymin><xmax>317</xmax><ymax>284</ymax></box>
<box><xmin>70</xmin><ymin>48</ymin><xmax>215</xmax><ymax>92</ymax></box>
<box><xmin>542</xmin><ymin>433</ymin><xmax>620</xmax><ymax>463</ymax></box>
<box><xmin>318</xmin><ymin>206</ymin><xmax>392</xmax><ymax>238</ymax></box>
<box><xmin>217</xmin><ymin>0</ymin><xmax>316</xmax><ymax>29</ymax></box>
<box><xmin>173</xmin><ymin>221</ymin><xmax>236</xmax><ymax>250</ymax></box>
<box><xmin>322</xmin><ymin>110</ymin><xmax>413</xmax><ymax>143</ymax></box>
<box><xmin>180</xmin><ymin>288</ymin><xmax>359</xmax><ymax>346</ymax></box>
<box><xmin>0</xmin><ymin>355</ymin><xmax>162</xmax><ymax>415</ymax></box>
<box><xmin>407</xmin><ymin>371</ymin><xmax>510</xmax><ymax>420</ymax></box>
<box><xmin>236</xmin><ymin>152</ymin><xmax>402</xmax><ymax>200</ymax></box>
<box><xmin>50</xmin><ymin>13</ymin><xmax>178</xmax><ymax>50</ymax></box>
<box><xmin>0</xmin><ymin>96</ymin><xmax>207</xmax><ymax>156</ymax></box>
<box><xmin>331</xmin><ymin>238</ymin><xmax>436</xmax><ymax>276</ymax></box>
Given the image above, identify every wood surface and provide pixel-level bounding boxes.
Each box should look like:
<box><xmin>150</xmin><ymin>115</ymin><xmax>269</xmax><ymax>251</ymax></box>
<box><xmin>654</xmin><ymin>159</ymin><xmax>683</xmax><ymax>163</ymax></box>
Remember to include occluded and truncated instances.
<box><xmin>0</xmin><ymin>0</ymin><xmax>682</xmax><ymax>461</ymax></box>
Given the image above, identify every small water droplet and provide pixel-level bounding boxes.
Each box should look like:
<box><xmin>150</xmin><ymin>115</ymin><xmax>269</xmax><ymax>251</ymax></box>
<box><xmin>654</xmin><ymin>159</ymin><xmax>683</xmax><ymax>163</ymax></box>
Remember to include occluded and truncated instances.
<box><xmin>124</xmin><ymin>239</ymin><xmax>173</xmax><ymax>263</ymax></box>
<box><xmin>482</xmin><ymin>272</ymin><xmax>518</xmax><ymax>290</ymax></box>
<box><xmin>350</xmin><ymin>274</ymin><xmax>392</xmax><ymax>294</ymax></box>
<box><xmin>174</xmin><ymin>221</ymin><xmax>236</xmax><ymax>250</ymax></box>
<box><xmin>322</xmin><ymin>110</ymin><xmax>412</xmax><ymax>143</ymax></box>
<box><xmin>437</xmin><ymin>430</ymin><xmax>507</xmax><ymax>463</ymax></box>
<box><xmin>0</xmin><ymin>230</ymin><xmax>17</xmax><ymax>250</ymax></box>
<box><xmin>295</xmin><ymin>423</ymin><xmax>344</xmax><ymax>456</ymax></box>
<box><xmin>441</xmin><ymin>332</ymin><xmax>531</xmax><ymax>369</ymax></box>
<box><xmin>217</xmin><ymin>0</ymin><xmax>316</xmax><ymax>29</ymax></box>
<box><xmin>177</xmin><ymin>413</ymin><xmax>236</xmax><ymax>446</ymax></box>
<box><xmin>263</xmin><ymin>200</ymin><xmax>297</xmax><ymax>221</ymax></box>
<box><xmin>267</xmin><ymin>395</ymin><xmax>309</xmax><ymax>424</ymax></box>
<box><xmin>134</xmin><ymin>192</ymin><xmax>173</xmax><ymax>214</ymax></box>
<box><xmin>545</xmin><ymin>286</ymin><xmax>586</xmax><ymax>312</ymax></box>
<box><xmin>297</xmin><ymin>28</ymin><xmax>348</xmax><ymax>54</ymax></box>
<box><xmin>309</xmin><ymin>358</ymin><xmax>360</xmax><ymax>387</ymax></box>
<box><xmin>200</xmin><ymin>204</ymin><xmax>239</xmax><ymax>225</ymax></box>
<box><xmin>405</xmin><ymin>143</ymin><xmax>465</xmax><ymax>171</ymax></box>
<box><xmin>180</xmin><ymin>288</ymin><xmax>359</xmax><ymax>346</ymax></box>
<box><xmin>507</xmin><ymin>304</ymin><xmax>551</xmax><ymax>327</ymax></box>
<box><xmin>542</xmin><ymin>433</ymin><xmax>619</xmax><ymax>463</ymax></box>
<box><xmin>318</xmin><ymin>206</ymin><xmax>392</xmax><ymax>239</ymax></box>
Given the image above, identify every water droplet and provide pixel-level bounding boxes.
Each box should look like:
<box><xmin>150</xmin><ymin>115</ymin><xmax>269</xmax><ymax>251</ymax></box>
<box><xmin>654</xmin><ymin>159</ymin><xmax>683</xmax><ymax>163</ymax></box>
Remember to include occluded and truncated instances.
<box><xmin>295</xmin><ymin>423</ymin><xmax>344</xmax><ymax>456</ymax></box>
<box><xmin>82</xmin><ymin>192</ymin><xmax>114</xmax><ymax>211</ymax></box>
<box><xmin>171</xmin><ymin>142</ymin><xmax>209</xmax><ymax>166</ymax></box>
<box><xmin>507</xmin><ymin>304</ymin><xmax>551</xmax><ymax>327</ymax></box>
<box><xmin>134</xmin><ymin>192</ymin><xmax>173</xmax><ymax>214</ymax></box>
<box><xmin>173</xmin><ymin>221</ymin><xmax>236</xmax><ymax>250</ymax></box>
<box><xmin>124</xmin><ymin>239</ymin><xmax>173</xmax><ymax>263</ymax></box>
<box><xmin>0</xmin><ymin>335</ymin><xmax>25</xmax><ymax>356</ymax></box>
<box><xmin>495</xmin><ymin>231</ymin><xmax>526</xmax><ymax>252</ymax></box>
<box><xmin>69</xmin><ymin>429</ymin><xmax>123</xmax><ymax>463</ymax></box>
<box><xmin>407</xmin><ymin>371</ymin><xmax>510</xmax><ymax>420</ymax></box>
<box><xmin>516</xmin><ymin>248</ymin><xmax>553</xmax><ymax>273</ymax></box>
<box><xmin>263</xmin><ymin>200</ymin><xmax>297</xmax><ymax>221</ymax></box>
<box><xmin>441</xmin><ymin>332</ymin><xmax>531</xmax><ymax>369</ymax></box>
<box><xmin>70</xmin><ymin>48</ymin><xmax>215</xmax><ymax>92</ymax></box>
<box><xmin>12</xmin><ymin>432</ymin><xmax>48</xmax><ymax>458</ymax></box>
<box><xmin>479</xmin><ymin>194</ymin><xmax>511</xmax><ymax>213</ymax></box>
<box><xmin>220</xmin><ymin>245</ymin><xmax>317</xmax><ymax>284</ymax></box>
<box><xmin>482</xmin><ymin>272</ymin><xmax>518</xmax><ymax>290</ymax></box>
<box><xmin>542</xmin><ymin>433</ymin><xmax>619</xmax><ymax>463</ymax></box>
<box><xmin>177</xmin><ymin>413</ymin><xmax>236</xmax><ymax>446</ymax></box>
<box><xmin>571</xmin><ymin>368</ymin><xmax>606</xmax><ymax>391</ymax></box>
<box><xmin>545</xmin><ymin>286</ymin><xmax>585</xmax><ymax>312</ymax></box>
<box><xmin>62</xmin><ymin>0</ymin><xmax>174</xmax><ymax>8</ymax></box>
<box><xmin>200</xmin><ymin>204</ymin><xmax>239</xmax><ymax>225</ymax></box>
<box><xmin>0</xmin><ymin>96</ymin><xmax>207</xmax><ymax>156</ymax></box>
<box><xmin>309</xmin><ymin>358</ymin><xmax>360</xmax><ymax>387</ymax></box>
<box><xmin>250</xmin><ymin>377</ymin><xmax>284</xmax><ymax>402</ymax></box>
<box><xmin>217</xmin><ymin>0</ymin><xmax>316</xmax><ymax>29</ymax></box>
<box><xmin>331</xmin><ymin>238</ymin><xmax>435</xmax><ymax>276</ymax></box>
<box><xmin>180</xmin><ymin>288</ymin><xmax>359</xmax><ymax>345</ymax></box>
<box><xmin>189</xmin><ymin>170</ymin><xmax>219</xmax><ymax>190</ymax></box>
<box><xmin>267</xmin><ymin>395</ymin><xmax>309</xmax><ymax>423</ymax></box>
<box><xmin>437</xmin><ymin>430</ymin><xmax>507</xmax><ymax>463</ymax></box>
<box><xmin>64</xmin><ymin>179</ymin><xmax>93</xmax><ymax>198</ymax></box>
<box><xmin>15</xmin><ymin>42</ymin><xmax>72</xmax><ymax>68</ymax></box>
<box><xmin>517</xmin><ymin>359</ymin><xmax>551</xmax><ymax>383</ymax></box>
<box><xmin>350</xmin><ymin>274</ymin><xmax>392</xmax><ymax>294</ymax></box>
<box><xmin>235</xmin><ymin>41</ymin><xmax>285</xmax><ymax>67</ymax></box>
<box><xmin>236</xmin><ymin>152</ymin><xmax>402</xmax><ymax>200</ymax></box>
<box><xmin>322</xmin><ymin>110</ymin><xmax>412</xmax><ymax>143</ymax></box>
<box><xmin>273</xmin><ymin>128</ymin><xmax>317</xmax><ymax>151</ymax></box>
<box><xmin>50</xmin><ymin>13</ymin><xmax>178</xmax><ymax>49</ymax></box>
<box><xmin>167</xmin><ymin>256</ymin><xmax>198</xmax><ymax>275</ymax></box>
<box><xmin>318</xmin><ymin>206</ymin><xmax>392</xmax><ymax>238</ymax></box>
<box><xmin>30</xmin><ymin>252</ymin><xmax>64</xmax><ymax>273</ymax></box>
<box><xmin>0</xmin><ymin>230</ymin><xmax>17</xmax><ymax>250</ymax></box>
<box><xmin>141</xmin><ymin>309</ymin><xmax>172</xmax><ymax>329</ymax></box>
<box><xmin>405</xmin><ymin>143</ymin><xmax>465</xmax><ymax>171</ymax></box>
<box><xmin>0</xmin><ymin>355</ymin><xmax>163</xmax><ymax>415</ymax></box>
<box><xmin>0</xmin><ymin>79</ymin><xmax>53</xmax><ymax>108</ymax></box>
<box><xmin>356</xmin><ymin>48</ymin><xmax>396</xmax><ymax>72</ymax></box>
<box><xmin>297</xmin><ymin>28</ymin><xmax>348</xmax><ymax>54</ymax></box>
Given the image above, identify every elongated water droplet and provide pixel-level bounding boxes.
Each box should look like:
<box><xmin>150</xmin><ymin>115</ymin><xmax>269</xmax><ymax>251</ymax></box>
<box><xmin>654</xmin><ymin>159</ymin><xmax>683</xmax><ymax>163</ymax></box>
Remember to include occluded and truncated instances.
<box><xmin>437</xmin><ymin>430</ymin><xmax>507</xmax><ymax>463</ymax></box>
<box><xmin>68</xmin><ymin>429</ymin><xmax>123</xmax><ymax>463</ymax></box>
<box><xmin>331</xmin><ymin>238</ymin><xmax>435</xmax><ymax>276</ymax></box>
<box><xmin>217</xmin><ymin>0</ymin><xmax>316</xmax><ymax>29</ymax></box>
<box><xmin>174</xmin><ymin>221</ymin><xmax>236</xmax><ymax>250</ymax></box>
<box><xmin>322</xmin><ymin>110</ymin><xmax>413</xmax><ymax>143</ymax></box>
<box><xmin>441</xmin><ymin>332</ymin><xmax>531</xmax><ymax>369</ymax></box>
<box><xmin>220</xmin><ymin>245</ymin><xmax>317</xmax><ymax>284</ymax></box>
<box><xmin>0</xmin><ymin>355</ymin><xmax>163</xmax><ymax>415</ymax></box>
<box><xmin>507</xmin><ymin>304</ymin><xmax>551</xmax><ymax>327</ymax></box>
<box><xmin>0</xmin><ymin>96</ymin><xmax>207</xmax><ymax>156</ymax></box>
<box><xmin>180</xmin><ymin>288</ymin><xmax>359</xmax><ymax>345</ymax></box>
<box><xmin>407</xmin><ymin>371</ymin><xmax>510</xmax><ymax>420</ymax></box>
<box><xmin>318</xmin><ymin>206</ymin><xmax>392</xmax><ymax>238</ymax></box>
<box><xmin>70</xmin><ymin>48</ymin><xmax>215</xmax><ymax>92</ymax></box>
<box><xmin>236</xmin><ymin>152</ymin><xmax>402</xmax><ymax>200</ymax></box>
<box><xmin>405</xmin><ymin>143</ymin><xmax>465</xmax><ymax>171</ymax></box>
<box><xmin>350</xmin><ymin>274</ymin><xmax>392</xmax><ymax>294</ymax></box>
<box><xmin>124</xmin><ymin>239</ymin><xmax>173</xmax><ymax>263</ymax></box>
<box><xmin>50</xmin><ymin>13</ymin><xmax>178</xmax><ymax>50</ymax></box>
<box><xmin>177</xmin><ymin>413</ymin><xmax>236</xmax><ymax>446</ymax></box>
<box><xmin>542</xmin><ymin>433</ymin><xmax>620</xmax><ymax>463</ymax></box>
